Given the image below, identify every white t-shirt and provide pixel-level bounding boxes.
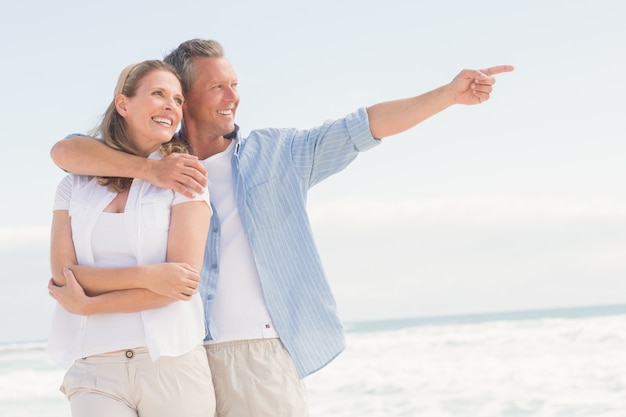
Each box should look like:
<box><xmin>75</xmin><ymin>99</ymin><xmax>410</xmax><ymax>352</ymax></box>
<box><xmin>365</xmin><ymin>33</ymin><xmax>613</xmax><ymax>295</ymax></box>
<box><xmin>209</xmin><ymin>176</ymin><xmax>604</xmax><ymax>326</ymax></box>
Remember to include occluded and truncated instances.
<box><xmin>203</xmin><ymin>140</ymin><xmax>278</xmax><ymax>341</ymax></box>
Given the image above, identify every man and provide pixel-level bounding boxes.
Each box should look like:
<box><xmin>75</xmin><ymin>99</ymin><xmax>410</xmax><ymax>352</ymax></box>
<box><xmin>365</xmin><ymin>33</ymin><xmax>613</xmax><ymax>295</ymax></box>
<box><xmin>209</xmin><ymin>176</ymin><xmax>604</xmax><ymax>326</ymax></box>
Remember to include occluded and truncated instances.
<box><xmin>50</xmin><ymin>39</ymin><xmax>513</xmax><ymax>416</ymax></box>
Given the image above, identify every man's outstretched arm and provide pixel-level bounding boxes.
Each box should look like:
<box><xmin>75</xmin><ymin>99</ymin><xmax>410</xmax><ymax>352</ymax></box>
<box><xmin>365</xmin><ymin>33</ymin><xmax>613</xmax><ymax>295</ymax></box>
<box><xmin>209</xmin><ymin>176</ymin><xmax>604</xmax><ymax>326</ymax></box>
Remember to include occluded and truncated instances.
<box><xmin>50</xmin><ymin>136</ymin><xmax>208</xmax><ymax>197</ymax></box>
<box><xmin>366</xmin><ymin>65</ymin><xmax>514</xmax><ymax>139</ymax></box>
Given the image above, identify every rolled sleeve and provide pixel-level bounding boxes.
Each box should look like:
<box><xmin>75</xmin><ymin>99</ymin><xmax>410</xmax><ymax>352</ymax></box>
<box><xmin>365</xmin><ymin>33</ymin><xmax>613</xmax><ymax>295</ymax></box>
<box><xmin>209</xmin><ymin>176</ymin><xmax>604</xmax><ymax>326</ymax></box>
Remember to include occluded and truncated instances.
<box><xmin>345</xmin><ymin>107</ymin><xmax>381</xmax><ymax>152</ymax></box>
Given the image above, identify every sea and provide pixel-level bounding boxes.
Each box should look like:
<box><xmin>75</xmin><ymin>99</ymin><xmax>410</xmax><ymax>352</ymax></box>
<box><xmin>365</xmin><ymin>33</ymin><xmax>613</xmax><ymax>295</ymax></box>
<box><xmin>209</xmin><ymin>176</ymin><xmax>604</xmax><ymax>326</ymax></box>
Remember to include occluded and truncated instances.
<box><xmin>2</xmin><ymin>304</ymin><xmax>626</xmax><ymax>417</ymax></box>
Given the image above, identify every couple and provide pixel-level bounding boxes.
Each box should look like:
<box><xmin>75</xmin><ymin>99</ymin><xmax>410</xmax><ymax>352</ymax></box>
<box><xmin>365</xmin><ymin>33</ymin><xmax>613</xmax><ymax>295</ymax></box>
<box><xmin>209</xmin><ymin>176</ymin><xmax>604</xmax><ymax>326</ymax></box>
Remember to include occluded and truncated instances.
<box><xmin>47</xmin><ymin>38</ymin><xmax>514</xmax><ymax>417</ymax></box>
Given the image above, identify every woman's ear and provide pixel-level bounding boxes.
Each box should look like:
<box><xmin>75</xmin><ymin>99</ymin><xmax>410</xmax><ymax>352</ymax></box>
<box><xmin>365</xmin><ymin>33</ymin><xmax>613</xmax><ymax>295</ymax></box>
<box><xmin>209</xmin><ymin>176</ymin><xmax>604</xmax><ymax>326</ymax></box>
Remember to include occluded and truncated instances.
<box><xmin>115</xmin><ymin>94</ymin><xmax>129</xmax><ymax>117</ymax></box>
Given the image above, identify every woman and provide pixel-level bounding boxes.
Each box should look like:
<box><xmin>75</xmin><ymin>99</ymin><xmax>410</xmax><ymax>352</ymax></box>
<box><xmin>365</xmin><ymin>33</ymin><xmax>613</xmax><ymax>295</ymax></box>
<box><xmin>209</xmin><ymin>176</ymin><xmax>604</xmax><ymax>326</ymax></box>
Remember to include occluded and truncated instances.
<box><xmin>47</xmin><ymin>60</ymin><xmax>215</xmax><ymax>417</ymax></box>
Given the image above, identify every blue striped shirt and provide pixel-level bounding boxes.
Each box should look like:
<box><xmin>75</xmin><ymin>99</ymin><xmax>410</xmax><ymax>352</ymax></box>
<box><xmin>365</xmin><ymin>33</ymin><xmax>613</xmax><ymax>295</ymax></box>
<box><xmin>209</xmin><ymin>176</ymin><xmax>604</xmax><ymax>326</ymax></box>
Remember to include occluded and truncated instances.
<box><xmin>199</xmin><ymin>107</ymin><xmax>380</xmax><ymax>377</ymax></box>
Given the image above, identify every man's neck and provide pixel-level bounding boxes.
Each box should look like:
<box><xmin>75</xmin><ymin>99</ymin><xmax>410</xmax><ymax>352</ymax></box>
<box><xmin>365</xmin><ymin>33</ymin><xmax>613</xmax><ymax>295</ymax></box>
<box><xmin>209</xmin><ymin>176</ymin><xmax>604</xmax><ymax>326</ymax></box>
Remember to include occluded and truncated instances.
<box><xmin>181</xmin><ymin>124</ymin><xmax>234</xmax><ymax>160</ymax></box>
<box><xmin>191</xmin><ymin>136</ymin><xmax>232</xmax><ymax>160</ymax></box>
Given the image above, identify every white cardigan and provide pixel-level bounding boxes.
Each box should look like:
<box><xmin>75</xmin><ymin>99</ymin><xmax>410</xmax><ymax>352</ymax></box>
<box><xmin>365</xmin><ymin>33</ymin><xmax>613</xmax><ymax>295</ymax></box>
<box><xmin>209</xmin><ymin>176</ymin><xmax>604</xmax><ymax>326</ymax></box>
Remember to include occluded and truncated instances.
<box><xmin>47</xmin><ymin>151</ymin><xmax>211</xmax><ymax>368</ymax></box>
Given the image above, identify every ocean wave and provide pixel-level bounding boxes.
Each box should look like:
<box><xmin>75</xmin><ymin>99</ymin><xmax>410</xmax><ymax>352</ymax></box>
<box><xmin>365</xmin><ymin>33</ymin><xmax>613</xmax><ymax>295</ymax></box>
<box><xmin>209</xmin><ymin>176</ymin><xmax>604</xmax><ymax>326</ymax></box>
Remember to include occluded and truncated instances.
<box><xmin>3</xmin><ymin>309</ymin><xmax>626</xmax><ymax>416</ymax></box>
<box><xmin>0</xmin><ymin>341</ymin><xmax>47</xmax><ymax>353</ymax></box>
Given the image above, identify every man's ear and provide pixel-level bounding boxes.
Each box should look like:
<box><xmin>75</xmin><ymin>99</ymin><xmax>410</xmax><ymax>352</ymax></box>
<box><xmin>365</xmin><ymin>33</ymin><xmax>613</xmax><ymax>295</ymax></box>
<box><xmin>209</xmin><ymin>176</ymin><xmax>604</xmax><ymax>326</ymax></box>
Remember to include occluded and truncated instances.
<box><xmin>115</xmin><ymin>94</ymin><xmax>129</xmax><ymax>117</ymax></box>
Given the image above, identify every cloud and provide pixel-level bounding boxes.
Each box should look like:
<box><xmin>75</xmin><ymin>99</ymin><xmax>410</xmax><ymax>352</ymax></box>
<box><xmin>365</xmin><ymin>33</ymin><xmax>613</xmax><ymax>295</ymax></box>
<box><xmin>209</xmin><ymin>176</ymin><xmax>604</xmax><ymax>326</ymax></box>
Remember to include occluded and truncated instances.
<box><xmin>309</xmin><ymin>196</ymin><xmax>626</xmax><ymax>231</ymax></box>
<box><xmin>308</xmin><ymin>196</ymin><xmax>626</xmax><ymax>320</ymax></box>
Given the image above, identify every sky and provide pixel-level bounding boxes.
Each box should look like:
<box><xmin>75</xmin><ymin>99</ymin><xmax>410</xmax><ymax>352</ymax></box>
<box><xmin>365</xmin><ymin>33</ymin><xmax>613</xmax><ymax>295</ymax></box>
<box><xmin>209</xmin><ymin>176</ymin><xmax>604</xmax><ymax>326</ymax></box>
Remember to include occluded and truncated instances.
<box><xmin>1</xmin><ymin>0</ymin><xmax>625</xmax><ymax>344</ymax></box>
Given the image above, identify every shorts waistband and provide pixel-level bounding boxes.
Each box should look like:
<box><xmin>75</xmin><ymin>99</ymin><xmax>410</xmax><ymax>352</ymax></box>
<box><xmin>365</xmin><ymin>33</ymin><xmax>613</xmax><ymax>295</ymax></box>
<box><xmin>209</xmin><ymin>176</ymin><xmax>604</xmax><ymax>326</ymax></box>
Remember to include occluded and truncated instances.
<box><xmin>79</xmin><ymin>346</ymin><xmax>149</xmax><ymax>363</ymax></box>
<box><xmin>203</xmin><ymin>337</ymin><xmax>280</xmax><ymax>351</ymax></box>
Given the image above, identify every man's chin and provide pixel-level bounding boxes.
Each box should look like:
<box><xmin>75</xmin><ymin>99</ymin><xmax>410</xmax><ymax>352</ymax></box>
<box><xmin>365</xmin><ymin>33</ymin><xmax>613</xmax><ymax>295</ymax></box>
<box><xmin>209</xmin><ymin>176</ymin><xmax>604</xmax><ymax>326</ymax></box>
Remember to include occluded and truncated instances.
<box><xmin>221</xmin><ymin>123</ymin><xmax>236</xmax><ymax>136</ymax></box>
<box><xmin>223</xmin><ymin>123</ymin><xmax>239</xmax><ymax>139</ymax></box>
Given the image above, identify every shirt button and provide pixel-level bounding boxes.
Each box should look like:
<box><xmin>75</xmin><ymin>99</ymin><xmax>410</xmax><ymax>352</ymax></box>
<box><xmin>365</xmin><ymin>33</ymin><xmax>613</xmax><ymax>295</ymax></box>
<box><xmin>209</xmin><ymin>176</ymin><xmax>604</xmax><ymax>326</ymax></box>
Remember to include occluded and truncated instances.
<box><xmin>125</xmin><ymin>350</ymin><xmax>134</xmax><ymax>359</ymax></box>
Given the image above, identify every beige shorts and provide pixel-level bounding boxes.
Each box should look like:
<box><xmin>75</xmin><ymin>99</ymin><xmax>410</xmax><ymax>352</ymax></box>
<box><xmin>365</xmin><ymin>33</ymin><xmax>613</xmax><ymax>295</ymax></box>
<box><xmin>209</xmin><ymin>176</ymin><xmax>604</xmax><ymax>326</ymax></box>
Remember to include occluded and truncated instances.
<box><xmin>61</xmin><ymin>345</ymin><xmax>215</xmax><ymax>417</ymax></box>
<box><xmin>205</xmin><ymin>338</ymin><xmax>309</xmax><ymax>417</ymax></box>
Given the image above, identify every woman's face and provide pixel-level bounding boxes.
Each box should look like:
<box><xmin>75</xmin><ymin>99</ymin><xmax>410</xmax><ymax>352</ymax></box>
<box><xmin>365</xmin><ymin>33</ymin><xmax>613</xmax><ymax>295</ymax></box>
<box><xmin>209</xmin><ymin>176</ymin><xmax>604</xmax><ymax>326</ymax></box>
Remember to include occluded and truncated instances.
<box><xmin>117</xmin><ymin>70</ymin><xmax>184</xmax><ymax>155</ymax></box>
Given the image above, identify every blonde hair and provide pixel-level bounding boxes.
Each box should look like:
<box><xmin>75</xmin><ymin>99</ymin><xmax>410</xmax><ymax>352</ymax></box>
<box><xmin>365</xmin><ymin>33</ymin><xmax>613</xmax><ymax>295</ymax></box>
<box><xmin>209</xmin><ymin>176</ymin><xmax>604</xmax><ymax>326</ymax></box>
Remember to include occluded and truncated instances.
<box><xmin>94</xmin><ymin>60</ymin><xmax>189</xmax><ymax>192</ymax></box>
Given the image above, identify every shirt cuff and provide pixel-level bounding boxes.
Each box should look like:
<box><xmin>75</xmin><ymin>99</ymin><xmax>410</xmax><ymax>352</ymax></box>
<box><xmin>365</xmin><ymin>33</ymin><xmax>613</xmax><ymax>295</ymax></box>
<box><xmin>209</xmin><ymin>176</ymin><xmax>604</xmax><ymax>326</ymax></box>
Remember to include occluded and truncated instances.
<box><xmin>345</xmin><ymin>107</ymin><xmax>381</xmax><ymax>152</ymax></box>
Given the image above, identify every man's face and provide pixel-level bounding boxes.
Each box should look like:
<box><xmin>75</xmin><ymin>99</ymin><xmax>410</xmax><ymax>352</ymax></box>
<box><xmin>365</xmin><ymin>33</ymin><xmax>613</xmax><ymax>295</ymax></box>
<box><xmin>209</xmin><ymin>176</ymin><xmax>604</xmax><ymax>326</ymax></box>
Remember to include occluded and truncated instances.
<box><xmin>183</xmin><ymin>57</ymin><xmax>239</xmax><ymax>138</ymax></box>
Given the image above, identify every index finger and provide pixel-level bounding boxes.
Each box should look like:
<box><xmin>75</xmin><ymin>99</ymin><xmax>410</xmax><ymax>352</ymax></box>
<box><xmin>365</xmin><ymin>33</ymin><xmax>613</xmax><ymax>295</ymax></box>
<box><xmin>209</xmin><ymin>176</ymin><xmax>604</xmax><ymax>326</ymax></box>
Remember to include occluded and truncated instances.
<box><xmin>481</xmin><ymin>65</ymin><xmax>515</xmax><ymax>76</ymax></box>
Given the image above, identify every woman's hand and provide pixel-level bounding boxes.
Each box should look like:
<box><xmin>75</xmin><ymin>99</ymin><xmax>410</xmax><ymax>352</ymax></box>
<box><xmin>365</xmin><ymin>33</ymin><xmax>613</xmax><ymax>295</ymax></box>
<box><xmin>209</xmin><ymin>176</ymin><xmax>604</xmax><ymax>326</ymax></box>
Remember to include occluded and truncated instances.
<box><xmin>144</xmin><ymin>263</ymin><xmax>201</xmax><ymax>300</ymax></box>
<box><xmin>48</xmin><ymin>268</ymin><xmax>93</xmax><ymax>315</ymax></box>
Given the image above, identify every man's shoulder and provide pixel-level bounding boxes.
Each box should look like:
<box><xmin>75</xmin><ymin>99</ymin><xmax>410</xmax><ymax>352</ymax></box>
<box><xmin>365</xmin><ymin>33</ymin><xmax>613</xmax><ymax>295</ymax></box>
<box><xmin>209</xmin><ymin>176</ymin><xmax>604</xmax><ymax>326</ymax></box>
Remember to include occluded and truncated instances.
<box><xmin>244</xmin><ymin>126</ymin><xmax>297</xmax><ymax>140</ymax></box>
<box><xmin>240</xmin><ymin>127</ymin><xmax>298</xmax><ymax>150</ymax></box>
